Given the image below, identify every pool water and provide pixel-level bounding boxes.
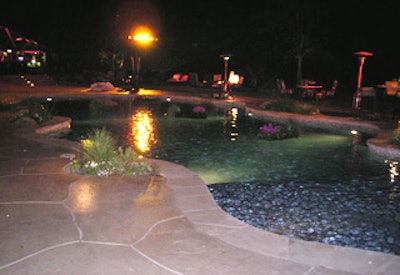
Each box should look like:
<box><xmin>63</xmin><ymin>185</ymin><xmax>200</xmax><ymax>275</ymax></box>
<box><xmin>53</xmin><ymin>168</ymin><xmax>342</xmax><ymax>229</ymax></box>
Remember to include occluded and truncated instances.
<box><xmin>53</xmin><ymin>98</ymin><xmax>399</xmax><ymax>255</ymax></box>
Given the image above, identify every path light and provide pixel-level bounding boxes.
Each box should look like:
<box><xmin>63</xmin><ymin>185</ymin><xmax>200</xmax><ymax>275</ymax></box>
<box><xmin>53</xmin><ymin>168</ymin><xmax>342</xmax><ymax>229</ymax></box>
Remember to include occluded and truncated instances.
<box><xmin>219</xmin><ymin>54</ymin><xmax>233</xmax><ymax>99</ymax></box>
<box><xmin>353</xmin><ymin>51</ymin><xmax>373</xmax><ymax>109</ymax></box>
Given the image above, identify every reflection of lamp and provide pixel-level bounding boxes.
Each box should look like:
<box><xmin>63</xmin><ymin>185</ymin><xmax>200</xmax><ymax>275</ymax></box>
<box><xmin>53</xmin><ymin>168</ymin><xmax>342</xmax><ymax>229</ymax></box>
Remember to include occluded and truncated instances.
<box><xmin>129</xmin><ymin>110</ymin><xmax>156</xmax><ymax>155</ymax></box>
<box><xmin>219</xmin><ymin>54</ymin><xmax>232</xmax><ymax>99</ymax></box>
<box><xmin>230</xmin><ymin>107</ymin><xmax>239</xmax><ymax>141</ymax></box>
<box><xmin>353</xmin><ymin>51</ymin><xmax>373</xmax><ymax>109</ymax></box>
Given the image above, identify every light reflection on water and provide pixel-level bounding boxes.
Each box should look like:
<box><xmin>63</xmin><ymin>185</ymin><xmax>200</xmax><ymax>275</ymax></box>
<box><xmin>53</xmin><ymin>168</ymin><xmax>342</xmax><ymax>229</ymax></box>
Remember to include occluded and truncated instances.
<box><xmin>128</xmin><ymin>109</ymin><xmax>157</xmax><ymax>155</ymax></box>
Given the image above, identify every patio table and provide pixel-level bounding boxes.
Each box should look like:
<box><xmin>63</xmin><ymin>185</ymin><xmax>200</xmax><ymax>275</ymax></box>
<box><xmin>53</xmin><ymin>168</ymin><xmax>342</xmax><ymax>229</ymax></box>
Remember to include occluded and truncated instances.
<box><xmin>296</xmin><ymin>85</ymin><xmax>324</xmax><ymax>98</ymax></box>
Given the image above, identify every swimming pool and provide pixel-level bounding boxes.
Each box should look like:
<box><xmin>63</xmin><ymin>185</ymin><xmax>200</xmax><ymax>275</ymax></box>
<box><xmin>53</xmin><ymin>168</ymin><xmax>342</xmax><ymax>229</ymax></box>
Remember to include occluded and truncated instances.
<box><xmin>52</xmin><ymin>98</ymin><xmax>399</xmax><ymax>255</ymax></box>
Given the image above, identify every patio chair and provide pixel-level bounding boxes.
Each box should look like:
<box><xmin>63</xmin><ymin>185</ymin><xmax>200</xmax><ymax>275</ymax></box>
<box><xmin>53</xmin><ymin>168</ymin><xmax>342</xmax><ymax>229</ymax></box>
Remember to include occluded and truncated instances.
<box><xmin>384</xmin><ymin>81</ymin><xmax>400</xmax><ymax>117</ymax></box>
<box><xmin>276</xmin><ymin>79</ymin><xmax>293</xmax><ymax>95</ymax></box>
<box><xmin>324</xmin><ymin>80</ymin><xmax>338</xmax><ymax>97</ymax></box>
<box><xmin>385</xmin><ymin>81</ymin><xmax>399</xmax><ymax>96</ymax></box>
<box><xmin>359</xmin><ymin>87</ymin><xmax>377</xmax><ymax>111</ymax></box>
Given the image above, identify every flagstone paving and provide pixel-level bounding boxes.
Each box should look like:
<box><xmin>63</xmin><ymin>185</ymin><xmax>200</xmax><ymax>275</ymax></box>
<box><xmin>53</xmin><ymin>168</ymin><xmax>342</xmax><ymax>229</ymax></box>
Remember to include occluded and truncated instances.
<box><xmin>1</xmin><ymin>80</ymin><xmax>400</xmax><ymax>274</ymax></box>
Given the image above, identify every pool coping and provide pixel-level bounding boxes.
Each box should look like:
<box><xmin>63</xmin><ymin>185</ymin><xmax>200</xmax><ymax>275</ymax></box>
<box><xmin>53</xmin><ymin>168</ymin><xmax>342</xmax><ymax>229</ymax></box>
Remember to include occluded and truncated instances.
<box><xmin>154</xmin><ymin>159</ymin><xmax>400</xmax><ymax>274</ymax></box>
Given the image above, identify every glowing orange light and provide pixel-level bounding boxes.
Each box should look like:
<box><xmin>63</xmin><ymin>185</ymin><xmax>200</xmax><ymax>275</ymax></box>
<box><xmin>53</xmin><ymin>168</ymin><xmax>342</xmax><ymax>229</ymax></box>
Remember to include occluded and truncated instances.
<box><xmin>128</xmin><ymin>26</ymin><xmax>158</xmax><ymax>47</ymax></box>
<box><xmin>129</xmin><ymin>110</ymin><xmax>156</xmax><ymax>154</ymax></box>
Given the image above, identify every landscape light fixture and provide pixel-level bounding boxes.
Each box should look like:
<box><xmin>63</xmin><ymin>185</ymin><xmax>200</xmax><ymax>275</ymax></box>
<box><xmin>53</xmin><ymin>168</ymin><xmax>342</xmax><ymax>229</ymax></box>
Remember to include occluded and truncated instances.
<box><xmin>219</xmin><ymin>54</ymin><xmax>233</xmax><ymax>98</ymax></box>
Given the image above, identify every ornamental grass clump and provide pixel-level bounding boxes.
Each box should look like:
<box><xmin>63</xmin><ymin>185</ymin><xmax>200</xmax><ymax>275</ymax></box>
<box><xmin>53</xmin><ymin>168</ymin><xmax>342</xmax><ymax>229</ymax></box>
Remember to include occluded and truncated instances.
<box><xmin>258</xmin><ymin>123</ymin><xmax>299</xmax><ymax>141</ymax></box>
<box><xmin>69</xmin><ymin>128</ymin><xmax>157</xmax><ymax>176</ymax></box>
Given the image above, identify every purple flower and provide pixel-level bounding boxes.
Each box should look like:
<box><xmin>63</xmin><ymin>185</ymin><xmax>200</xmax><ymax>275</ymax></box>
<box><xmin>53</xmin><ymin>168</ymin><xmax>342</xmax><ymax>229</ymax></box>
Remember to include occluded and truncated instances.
<box><xmin>192</xmin><ymin>106</ymin><xmax>206</xmax><ymax>113</ymax></box>
<box><xmin>259</xmin><ymin>123</ymin><xmax>280</xmax><ymax>134</ymax></box>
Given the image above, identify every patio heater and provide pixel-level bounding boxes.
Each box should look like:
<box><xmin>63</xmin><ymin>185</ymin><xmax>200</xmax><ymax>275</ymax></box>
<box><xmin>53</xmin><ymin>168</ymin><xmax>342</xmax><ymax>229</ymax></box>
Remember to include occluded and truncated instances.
<box><xmin>127</xmin><ymin>27</ymin><xmax>157</xmax><ymax>93</ymax></box>
<box><xmin>219</xmin><ymin>54</ymin><xmax>232</xmax><ymax>99</ymax></box>
<box><xmin>353</xmin><ymin>51</ymin><xmax>373</xmax><ymax>109</ymax></box>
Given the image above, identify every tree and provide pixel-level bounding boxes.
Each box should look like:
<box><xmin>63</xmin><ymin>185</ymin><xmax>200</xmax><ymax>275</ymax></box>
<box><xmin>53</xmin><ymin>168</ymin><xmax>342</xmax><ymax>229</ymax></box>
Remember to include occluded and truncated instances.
<box><xmin>292</xmin><ymin>33</ymin><xmax>318</xmax><ymax>85</ymax></box>
<box><xmin>248</xmin><ymin>0</ymin><xmax>325</xmax><ymax>86</ymax></box>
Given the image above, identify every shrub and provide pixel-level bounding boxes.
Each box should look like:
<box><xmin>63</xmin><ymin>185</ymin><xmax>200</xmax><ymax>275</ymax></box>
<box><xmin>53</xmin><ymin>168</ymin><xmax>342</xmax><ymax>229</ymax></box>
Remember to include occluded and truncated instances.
<box><xmin>391</xmin><ymin>128</ymin><xmax>400</xmax><ymax>147</ymax></box>
<box><xmin>26</xmin><ymin>100</ymin><xmax>53</xmax><ymax>124</ymax></box>
<box><xmin>69</xmin><ymin>128</ymin><xmax>157</xmax><ymax>176</ymax></box>
<box><xmin>82</xmin><ymin>128</ymin><xmax>117</xmax><ymax>162</ymax></box>
<box><xmin>258</xmin><ymin>122</ymin><xmax>299</xmax><ymax>141</ymax></box>
<box><xmin>89</xmin><ymin>98</ymin><xmax>119</xmax><ymax>118</ymax></box>
<box><xmin>264</xmin><ymin>98</ymin><xmax>317</xmax><ymax>115</ymax></box>
<box><xmin>192</xmin><ymin>105</ymin><xmax>206</xmax><ymax>114</ymax></box>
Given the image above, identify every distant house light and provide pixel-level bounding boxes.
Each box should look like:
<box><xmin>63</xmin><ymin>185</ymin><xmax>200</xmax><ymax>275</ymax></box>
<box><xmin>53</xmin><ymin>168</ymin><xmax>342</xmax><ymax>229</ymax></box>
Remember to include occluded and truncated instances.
<box><xmin>228</xmin><ymin>71</ymin><xmax>240</xmax><ymax>85</ymax></box>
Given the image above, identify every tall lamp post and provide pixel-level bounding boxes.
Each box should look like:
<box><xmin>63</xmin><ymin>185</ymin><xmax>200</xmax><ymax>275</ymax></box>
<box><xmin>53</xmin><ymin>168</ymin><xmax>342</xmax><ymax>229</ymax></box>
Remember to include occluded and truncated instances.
<box><xmin>353</xmin><ymin>51</ymin><xmax>373</xmax><ymax>109</ymax></box>
<box><xmin>127</xmin><ymin>27</ymin><xmax>157</xmax><ymax>93</ymax></box>
<box><xmin>219</xmin><ymin>54</ymin><xmax>232</xmax><ymax>99</ymax></box>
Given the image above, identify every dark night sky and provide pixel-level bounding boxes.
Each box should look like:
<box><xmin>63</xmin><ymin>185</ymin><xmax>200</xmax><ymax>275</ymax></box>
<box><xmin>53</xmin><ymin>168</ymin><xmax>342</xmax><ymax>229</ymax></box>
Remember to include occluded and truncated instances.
<box><xmin>2</xmin><ymin>0</ymin><xmax>399</xmax><ymax>87</ymax></box>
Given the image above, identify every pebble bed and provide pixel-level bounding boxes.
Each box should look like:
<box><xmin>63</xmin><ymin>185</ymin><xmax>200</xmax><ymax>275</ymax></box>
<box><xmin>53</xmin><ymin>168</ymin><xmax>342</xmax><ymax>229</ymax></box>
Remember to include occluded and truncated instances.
<box><xmin>208</xmin><ymin>179</ymin><xmax>400</xmax><ymax>255</ymax></box>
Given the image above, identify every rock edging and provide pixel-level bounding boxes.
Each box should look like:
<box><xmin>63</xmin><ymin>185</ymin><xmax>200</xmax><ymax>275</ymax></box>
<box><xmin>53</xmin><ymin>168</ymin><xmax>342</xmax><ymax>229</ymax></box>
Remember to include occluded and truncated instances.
<box><xmin>35</xmin><ymin>116</ymin><xmax>71</xmax><ymax>135</ymax></box>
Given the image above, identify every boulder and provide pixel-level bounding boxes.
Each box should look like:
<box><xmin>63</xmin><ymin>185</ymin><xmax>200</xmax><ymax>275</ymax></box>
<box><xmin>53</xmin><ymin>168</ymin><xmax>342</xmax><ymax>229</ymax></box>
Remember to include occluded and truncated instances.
<box><xmin>90</xmin><ymin>81</ymin><xmax>115</xmax><ymax>92</ymax></box>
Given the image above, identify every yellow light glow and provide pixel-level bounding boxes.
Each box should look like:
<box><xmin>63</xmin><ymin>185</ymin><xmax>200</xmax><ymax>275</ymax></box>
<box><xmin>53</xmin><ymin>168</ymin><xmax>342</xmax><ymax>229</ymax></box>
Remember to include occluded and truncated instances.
<box><xmin>129</xmin><ymin>110</ymin><xmax>156</xmax><ymax>154</ymax></box>
<box><xmin>228</xmin><ymin>107</ymin><xmax>239</xmax><ymax>141</ymax></box>
<box><xmin>82</xmin><ymin>139</ymin><xmax>92</xmax><ymax>148</ymax></box>
<box><xmin>136</xmin><ymin>89</ymin><xmax>163</xmax><ymax>96</ymax></box>
<box><xmin>134</xmin><ymin>34</ymin><xmax>155</xmax><ymax>42</ymax></box>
